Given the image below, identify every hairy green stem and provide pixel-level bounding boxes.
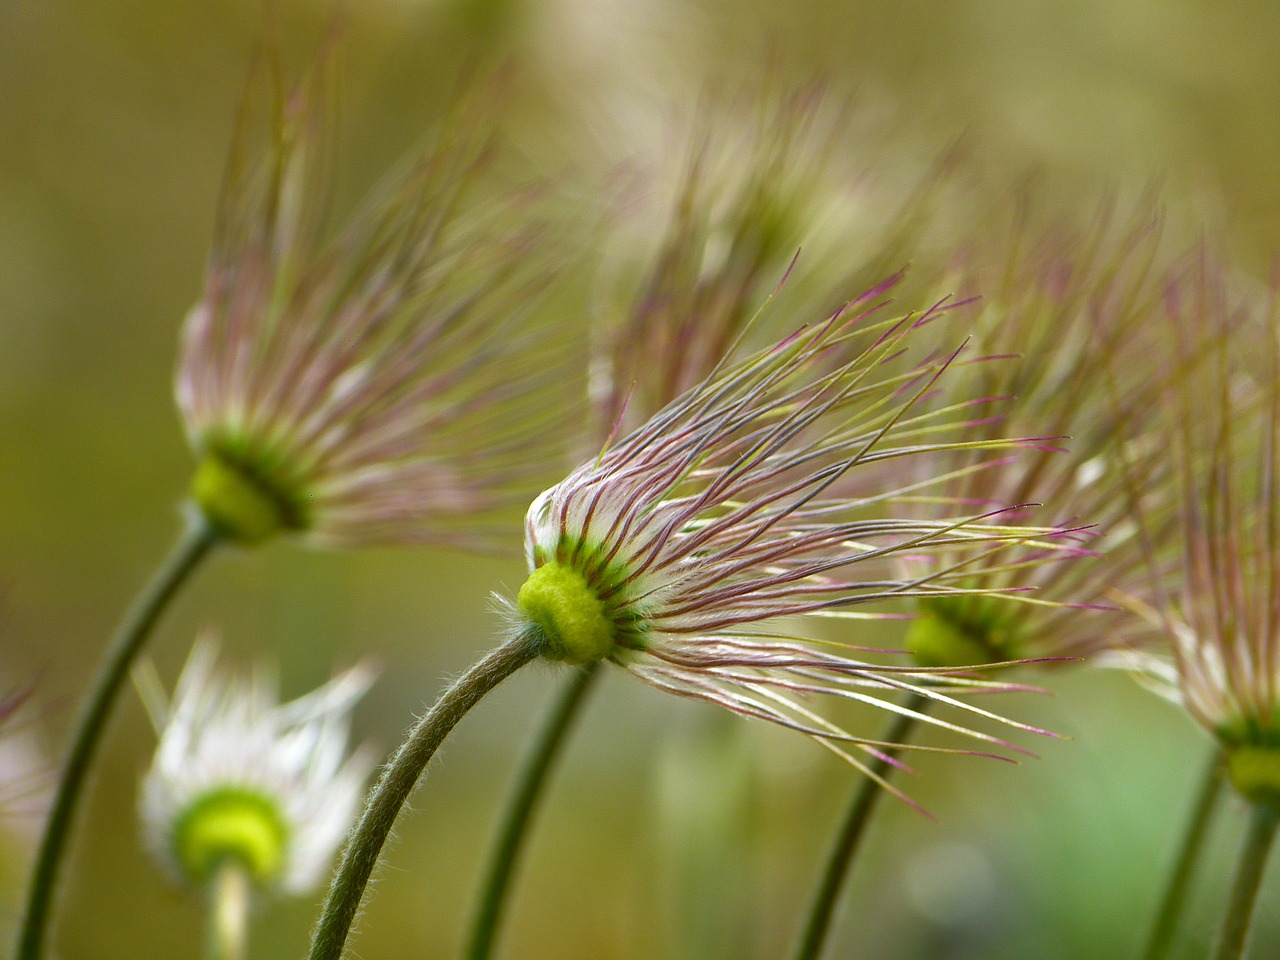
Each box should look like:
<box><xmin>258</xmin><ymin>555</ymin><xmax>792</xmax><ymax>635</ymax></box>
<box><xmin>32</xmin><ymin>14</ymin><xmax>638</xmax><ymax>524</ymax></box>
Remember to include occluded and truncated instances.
<box><xmin>792</xmin><ymin>692</ymin><xmax>929</xmax><ymax>960</ymax></box>
<box><xmin>308</xmin><ymin>633</ymin><xmax>543</xmax><ymax>960</ymax></box>
<box><xmin>464</xmin><ymin>662</ymin><xmax>600</xmax><ymax>960</ymax></box>
<box><xmin>1142</xmin><ymin>752</ymin><xmax>1226</xmax><ymax>960</ymax></box>
<box><xmin>208</xmin><ymin>861</ymin><xmax>250</xmax><ymax>960</ymax></box>
<box><xmin>17</xmin><ymin>516</ymin><xmax>218</xmax><ymax>960</ymax></box>
<box><xmin>1213</xmin><ymin>800</ymin><xmax>1280</xmax><ymax>960</ymax></box>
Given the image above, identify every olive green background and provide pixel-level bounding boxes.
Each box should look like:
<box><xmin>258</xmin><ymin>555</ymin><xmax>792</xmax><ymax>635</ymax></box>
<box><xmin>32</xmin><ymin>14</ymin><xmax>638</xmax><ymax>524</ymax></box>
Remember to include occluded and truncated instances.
<box><xmin>2</xmin><ymin>1</ymin><xmax>1279</xmax><ymax>958</ymax></box>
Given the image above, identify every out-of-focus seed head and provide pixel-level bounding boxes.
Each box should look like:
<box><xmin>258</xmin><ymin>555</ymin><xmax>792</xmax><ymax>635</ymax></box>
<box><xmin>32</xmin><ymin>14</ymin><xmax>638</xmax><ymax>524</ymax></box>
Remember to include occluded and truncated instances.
<box><xmin>176</xmin><ymin>48</ymin><xmax>574</xmax><ymax>549</ymax></box>
<box><xmin>1109</xmin><ymin>251</ymin><xmax>1280</xmax><ymax>801</ymax></box>
<box><xmin>590</xmin><ymin>81</ymin><xmax>958</xmax><ymax>443</ymax></box>
<box><xmin>140</xmin><ymin>635</ymin><xmax>376</xmax><ymax>893</ymax></box>
<box><xmin>892</xmin><ymin>199</ymin><xmax>1175</xmax><ymax>666</ymax></box>
<box><xmin>508</xmin><ymin>279</ymin><xmax>1078</xmax><ymax>807</ymax></box>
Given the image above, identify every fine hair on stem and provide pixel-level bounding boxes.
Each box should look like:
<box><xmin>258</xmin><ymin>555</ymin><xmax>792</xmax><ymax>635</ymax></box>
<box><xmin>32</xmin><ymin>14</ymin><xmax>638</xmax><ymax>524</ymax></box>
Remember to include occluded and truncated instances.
<box><xmin>308</xmin><ymin>631</ymin><xmax>542</xmax><ymax>960</ymax></box>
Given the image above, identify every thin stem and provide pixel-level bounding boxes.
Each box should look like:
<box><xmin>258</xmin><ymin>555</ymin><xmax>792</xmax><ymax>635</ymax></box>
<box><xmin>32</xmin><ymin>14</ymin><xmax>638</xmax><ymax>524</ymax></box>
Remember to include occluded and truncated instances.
<box><xmin>792</xmin><ymin>691</ymin><xmax>929</xmax><ymax>960</ymax></box>
<box><xmin>1213</xmin><ymin>800</ymin><xmax>1280</xmax><ymax>960</ymax></box>
<box><xmin>1142</xmin><ymin>751</ymin><xmax>1226</xmax><ymax>960</ymax></box>
<box><xmin>17</xmin><ymin>515</ymin><xmax>218</xmax><ymax>960</ymax></box>
<box><xmin>464</xmin><ymin>662</ymin><xmax>600</xmax><ymax>960</ymax></box>
<box><xmin>208</xmin><ymin>862</ymin><xmax>251</xmax><ymax>960</ymax></box>
<box><xmin>308</xmin><ymin>632</ymin><xmax>543</xmax><ymax>960</ymax></box>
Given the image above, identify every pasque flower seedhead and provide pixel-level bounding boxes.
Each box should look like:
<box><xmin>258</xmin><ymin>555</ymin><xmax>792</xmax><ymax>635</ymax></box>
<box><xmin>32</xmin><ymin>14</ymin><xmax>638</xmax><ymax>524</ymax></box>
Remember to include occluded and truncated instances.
<box><xmin>1112</xmin><ymin>252</ymin><xmax>1280</xmax><ymax>800</ymax></box>
<box><xmin>510</xmin><ymin>279</ymin><xmax>1076</xmax><ymax>798</ymax></box>
<box><xmin>176</xmin><ymin>52</ymin><xmax>571</xmax><ymax>549</ymax></box>
<box><xmin>892</xmin><ymin>200</ymin><xmax>1174</xmax><ymax>667</ymax></box>
<box><xmin>591</xmin><ymin>81</ymin><xmax>955</xmax><ymax>442</ymax></box>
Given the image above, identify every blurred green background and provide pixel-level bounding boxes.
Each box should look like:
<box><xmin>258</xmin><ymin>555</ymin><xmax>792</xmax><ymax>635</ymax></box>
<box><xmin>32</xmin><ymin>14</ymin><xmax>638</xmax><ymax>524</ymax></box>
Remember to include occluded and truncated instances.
<box><xmin>3</xmin><ymin>0</ymin><xmax>1280</xmax><ymax>957</ymax></box>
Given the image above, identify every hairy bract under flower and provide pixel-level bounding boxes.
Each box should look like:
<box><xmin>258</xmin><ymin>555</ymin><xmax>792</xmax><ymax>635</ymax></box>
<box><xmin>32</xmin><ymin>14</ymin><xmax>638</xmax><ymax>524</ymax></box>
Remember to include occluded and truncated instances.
<box><xmin>175</xmin><ymin>52</ymin><xmax>571</xmax><ymax>549</ymax></box>
<box><xmin>509</xmin><ymin>282</ymin><xmax>1073</xmax><ymax>802</ymax></box>
<box><xmin>139</xmin><ymin>636</ymin><xmax>376</xmax><ymax>893</ymax></box>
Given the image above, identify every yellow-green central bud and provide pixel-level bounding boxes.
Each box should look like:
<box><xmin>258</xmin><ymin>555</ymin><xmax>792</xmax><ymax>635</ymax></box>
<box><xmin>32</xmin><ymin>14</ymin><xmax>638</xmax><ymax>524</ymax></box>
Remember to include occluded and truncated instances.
<box><xmin>191</xmin><ymin>454</ymin><xmax>300</xmax><ymax>545</ymax></box>
<box><xmin>905</xmin><ymin>609</ymin><xmax>1018</xmax><ymax>668</ymax></box>
<box><xmin>517</xmin><ymin>561</ymin><xmax>616</xmax><ymax>664</ymax></box>
<box><xmin>905</xmin><ymin>615</ymin><xmax>995</xmax><ymax>668</ymax></box>
<box><xmin>173</xmin><ymin>788</ymin><xmax>288</xmax><ymax>886</ymax></box>
<box><xmin>1226</xmin><ymin>746</ymin><xmax>1280</xmax><ymax>805</ymax></box>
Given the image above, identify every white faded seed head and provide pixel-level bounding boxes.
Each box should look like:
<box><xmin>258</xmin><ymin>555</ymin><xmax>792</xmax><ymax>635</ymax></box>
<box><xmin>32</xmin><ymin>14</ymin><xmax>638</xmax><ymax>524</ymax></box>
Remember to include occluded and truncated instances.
<box><xmin>140</xmin><ymin>635</ymin><xmax>376</xmax><ymax>894</ymax></box>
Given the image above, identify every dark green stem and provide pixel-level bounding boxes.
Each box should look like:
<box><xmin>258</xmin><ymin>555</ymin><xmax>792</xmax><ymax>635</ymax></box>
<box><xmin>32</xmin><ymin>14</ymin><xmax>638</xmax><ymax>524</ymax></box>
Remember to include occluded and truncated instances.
<box><xmin>17</xmin><ymin>516</ymin><xmax>218</xmax><ymax>960</ymax></box>
<box><xmin>1213</xmin><ymin>800</ymin><xmax>1280</xmax><ymax>960</ymax></box>
<box><xmin>464</xmin><ymin>662</ymin><xmax>600</xmax><ymax>960</ymax></box>
<box><xmin>1142</xmin><ymin>751</ymin><xmax>1226</xmax><ymax>960</ymax></box>
<box><xmin>308</xmin><ymin>633</ymin><xmax>543</xmax><ymax>960</ymax></box>
<box><xmin>792</xmin><ymin>691</ymin><xmax>929</xmax><ymax>960</ymax></box>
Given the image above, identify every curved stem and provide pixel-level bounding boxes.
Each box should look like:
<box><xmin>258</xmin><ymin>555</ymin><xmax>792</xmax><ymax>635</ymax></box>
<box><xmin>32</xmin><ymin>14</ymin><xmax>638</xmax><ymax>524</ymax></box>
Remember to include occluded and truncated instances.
<box><xmin>792</xmin><ymin>691</ymin><xmax>929</xmax><ymax>960</ymax></box>
<box><xmin>1142</xmin><ymin>751</ymin><xmax>1226</xmax><ymax>960</ymax></box>
<box><xmin>17</xmin><ymin>515</ymin><xmax>218</xmax><ymax>960</ymax></box>
<box><xmin>308</xmin><ymin>633</ymin><xmax>542</xmax><ymax>960</ymax></box>
<box><xmin>1213</xmin><ymin>800</ymin><xmax>1280</xmax><ymax>960</ymax></box>
<box><xmin>464</xmin><ymin>662</ymin><xmax>600</xmax><ymax>960</ymax></box>
<box><xmin>208</xmin><ymin>862</ymin><xmax>250</xmax><ymax>960</ymax></box>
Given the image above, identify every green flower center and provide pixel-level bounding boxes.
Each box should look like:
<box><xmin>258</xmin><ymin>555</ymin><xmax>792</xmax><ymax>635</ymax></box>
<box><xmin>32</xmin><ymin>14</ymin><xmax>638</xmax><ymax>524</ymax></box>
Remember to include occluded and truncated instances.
<box><xmin>172</xmin><ymin>787</ymin><xmax>289</xmax><ymax>886</ymax></box>
<box><xmin>517</xmin><ymin>561</ymin><xmax>617</xmax><ymax>664</ymax></box>
<box><xmin>191</xmin><ymin>452</ymin><xmax>306</xmax><ymax>544</ymax></box>
<box><xmin>905</xmin><ymin>597</ymin><xmax>1020</xmax><ymax>668</ymax></box>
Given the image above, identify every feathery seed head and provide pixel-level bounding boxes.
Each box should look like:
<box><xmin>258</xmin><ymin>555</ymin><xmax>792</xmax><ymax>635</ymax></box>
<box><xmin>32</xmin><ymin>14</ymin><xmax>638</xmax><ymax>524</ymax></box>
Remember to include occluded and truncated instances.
<box><xmin>140</xmin><ymin>636</ymin><xmax>376</xmax><ymax>893</ymax></box>
<box><xmin>592</xmin><ymin>81</ymin><xmax>954</xmax><ymax>441</ymax></box>
<box><xmin>176</xmin><ymin>51</ymin><xmax>572</xmax><ymax>549</ymax></box>
<box><xmin>512</xmin><ymin>281</ymin><xmax>1075</xmax><ymax>801</ymax></box>
<box><xmin>1111</xmin><ymin>252</ymin><xmax>1280</xmax><ymax>800</ymax></box>
<box><xmin>889</xmin><ymin>199</ymin><xmax>1174</xmax><ymax>665</ymax></box>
